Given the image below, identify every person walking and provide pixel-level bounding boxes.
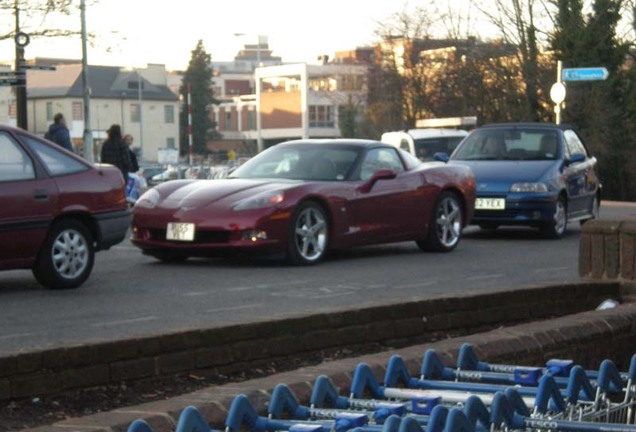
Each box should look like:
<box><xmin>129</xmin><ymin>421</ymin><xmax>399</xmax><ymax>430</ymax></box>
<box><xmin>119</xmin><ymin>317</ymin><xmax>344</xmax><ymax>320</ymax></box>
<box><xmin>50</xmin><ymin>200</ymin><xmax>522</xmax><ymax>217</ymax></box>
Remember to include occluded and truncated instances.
<box><xmin>45</xmin><ymin>113</ymin><xmax>74</xmax><ymax>152</ymax></box>
<box><xmin>100</xmin><ymin>125</ymin><xmax>132</xmax><ymax>185</ymax></box>
<box><xmin>123</xmin><ymin>134</ymin><xmax>139</xmax><ymax>173</ymax></box>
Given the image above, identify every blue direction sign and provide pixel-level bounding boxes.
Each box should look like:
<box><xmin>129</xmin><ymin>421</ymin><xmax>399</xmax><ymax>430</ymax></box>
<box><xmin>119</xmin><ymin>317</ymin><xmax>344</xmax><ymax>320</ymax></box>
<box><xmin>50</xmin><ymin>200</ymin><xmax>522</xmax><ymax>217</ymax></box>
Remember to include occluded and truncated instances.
<box><xmin>562</xmin><ymin>67</ymin><xmax>609</xmax><ymax>81</ymax></box>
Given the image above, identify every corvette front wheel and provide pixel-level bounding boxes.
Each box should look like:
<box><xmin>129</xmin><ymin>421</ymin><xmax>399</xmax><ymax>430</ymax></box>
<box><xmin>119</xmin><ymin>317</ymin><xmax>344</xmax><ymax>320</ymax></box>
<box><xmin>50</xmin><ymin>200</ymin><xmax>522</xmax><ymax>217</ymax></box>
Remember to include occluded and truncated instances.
<box><xmin>287</xmin><ymin>201</ymin><xmax>329</xmax><ymax>265</ymax></box>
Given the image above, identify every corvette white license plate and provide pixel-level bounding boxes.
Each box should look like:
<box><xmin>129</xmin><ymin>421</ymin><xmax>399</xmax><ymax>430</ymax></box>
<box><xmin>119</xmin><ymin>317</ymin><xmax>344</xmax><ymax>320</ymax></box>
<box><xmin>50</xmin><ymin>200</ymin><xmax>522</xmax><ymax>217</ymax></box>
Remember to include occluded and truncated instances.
<box><xmin>476</xmin><ymin>198</ymin><xmax>506</xmax><ymax>210</ymax></box>
<box><xmin>166</xmin><ymin>223</ymin><xmax>195</xmax><ymax>241</ymax></box>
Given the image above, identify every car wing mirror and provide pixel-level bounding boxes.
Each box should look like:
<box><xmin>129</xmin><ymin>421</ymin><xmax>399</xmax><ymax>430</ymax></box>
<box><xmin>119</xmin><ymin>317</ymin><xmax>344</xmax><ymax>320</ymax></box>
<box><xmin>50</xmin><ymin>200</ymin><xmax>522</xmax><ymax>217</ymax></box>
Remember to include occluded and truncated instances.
<box><xmin>358</xmin><ymin>169</ymin><xmax>396</xmax><ymax>193</ymax></box>
<box><xmin>567</xmin><ymin>153</ymin><xmax>585</xmax><ymax>165</ymax></box>
<box><xmin>434</xmin><ymin>152</ymin><xmax>450</xmax><ymax>163</ymax></box>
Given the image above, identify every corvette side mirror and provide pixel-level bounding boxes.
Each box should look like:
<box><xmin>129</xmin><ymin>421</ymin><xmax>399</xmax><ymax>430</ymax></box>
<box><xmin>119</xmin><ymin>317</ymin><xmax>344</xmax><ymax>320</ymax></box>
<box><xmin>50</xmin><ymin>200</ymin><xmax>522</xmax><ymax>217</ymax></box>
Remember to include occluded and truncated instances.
<box><xmin>358</xmin><ymin>169</ymin><xmax>396</xmax><ymax>193</ymax></box>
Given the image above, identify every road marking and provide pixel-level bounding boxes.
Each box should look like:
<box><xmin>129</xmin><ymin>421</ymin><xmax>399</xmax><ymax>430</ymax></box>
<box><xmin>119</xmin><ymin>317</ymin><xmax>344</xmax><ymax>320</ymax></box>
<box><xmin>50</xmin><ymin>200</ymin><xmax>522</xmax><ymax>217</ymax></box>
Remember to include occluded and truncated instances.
<box><xmin>0</xmin><ymin>332</ymin><xmax>35</xmax><ymax>340</ymax></box>
<box><xmin>464</xmin><ymin>274</ymin><xmax>505</xmax><ymax>281</ymax></box>
<box><xmin>534</xmin><ymin>266</ymin><xmax>569</xmax><ymax>272</ymax></box>
<box><xmin>393</xmin><ymin>281</ymin><xmax>439</xmax><ymax>289</ymax></box>
<box><xmin>206</xmin><ymin>304</ymin><xmax>261</xmax><ymax>313</ymax></box>
<box><xmin>91</xmin><ymin>316</ymin><xmax>157</xmax><ymax>327</ymax></box>
<box><xmin>307</xmin><ymin>291</ymin><xmax>358</xmax><ymax>300</ymax></box>
<box><xmin>112</xmin><ymin>246</ymin><xmax>138</xmax><ymax>251</ymax></box>
<box><xmin>227</xmin><ymin>280</ymin><xmax>312</xmax><ymax>292</ymax></box>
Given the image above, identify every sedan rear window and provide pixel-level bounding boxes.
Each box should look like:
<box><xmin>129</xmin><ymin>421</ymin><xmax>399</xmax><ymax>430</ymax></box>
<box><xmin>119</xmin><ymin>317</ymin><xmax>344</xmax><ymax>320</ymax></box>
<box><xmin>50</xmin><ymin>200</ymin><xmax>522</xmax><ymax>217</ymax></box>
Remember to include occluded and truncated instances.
<box><xmin>21</xmin><ymin>135</ymin><xmax>89</xmax><ymax>177</ymax></box>
<box><xmin>0</xmin><ymin>133</ymin><xmax>35</xmax><ymax>182</ymax></box>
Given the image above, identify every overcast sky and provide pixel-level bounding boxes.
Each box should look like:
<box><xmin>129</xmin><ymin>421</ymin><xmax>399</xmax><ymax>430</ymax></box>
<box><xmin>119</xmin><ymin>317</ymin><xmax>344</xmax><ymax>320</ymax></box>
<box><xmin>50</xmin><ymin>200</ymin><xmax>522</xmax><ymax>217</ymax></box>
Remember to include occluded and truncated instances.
<box><xmin>0</xmin><ymin>0</ymin><xmax>490</xmax><ymax>70</ymax></box>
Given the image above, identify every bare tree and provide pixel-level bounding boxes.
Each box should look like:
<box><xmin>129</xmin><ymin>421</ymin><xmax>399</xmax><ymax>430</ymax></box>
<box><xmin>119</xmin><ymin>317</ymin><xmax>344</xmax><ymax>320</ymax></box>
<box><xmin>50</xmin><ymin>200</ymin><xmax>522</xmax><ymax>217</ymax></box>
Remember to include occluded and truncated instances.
<box><xmin>374</xmin><ymin>6</ymin><xmax>436</xmax><ymax>127</ymax></box>
<box><xmin>475</xmin><ymin>0</ymin><xmax>554</xmax><ymax>121</ymax></box>
<box><xmin>0</xmin><ymin>0</ymin><xmax>91</xmax><ymax>43</ymax></box>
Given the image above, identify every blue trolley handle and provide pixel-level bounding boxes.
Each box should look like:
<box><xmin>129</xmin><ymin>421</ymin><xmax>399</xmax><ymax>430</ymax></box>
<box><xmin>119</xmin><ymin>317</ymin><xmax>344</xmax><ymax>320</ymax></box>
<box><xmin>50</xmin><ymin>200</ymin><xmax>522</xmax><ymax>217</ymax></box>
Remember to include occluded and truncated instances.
<box><xmin>442</xmin><ymin>408</ymin><xmax>474</xmax><ymax>432</ymax></box>
<box><xmin>463</xmin><ymin>396</ymin><xmax>490</xmax><ymax>430</ymax></box>
<box><xmin>456</xmin><ymin>344</ymin><xmax>487</xmax><ymax>372</ymax></box>
<box><xmin>270</xmin><ymin>384</ymin><xmax>310</xmax><ymax>420</ymax></box>
<box><xmin>177</xmin><ymin>406</ymin><xmax>215</xmax><ymax>432</ymax></box>
<box><xmin>597</xmin><ymin>359</ymin><xmax>624</xmax><ymax>394</ymax></box>
<box><xmin>630</xmin><ymin>354</ymin><xmax>636</xmax><ymax>382</ymax></box>
<box><xmin>425</xmin><ymin>406</ymin><xmax>449</xmax><ymax>432</ymax></box>
<box><xmin>397</xmin><ymin>417</ymin><xmax>423</xmax><ymax>432</ymax></box>
<box><xmin>128</xmin><ymin>419</ymin><xmax>156</xmax><ymax>432</ymax></box>
<box><xmin>386</xmin><ymin>355</ymin><xmax>423</xmax><ymax>387</ymax></box>
<box><xmin>311</xmin><ymin>376</ymin><xmax>350</xmax><ymax>409</ymax></box>
<box><xmin>351</xmin><ymin>363</ymin><xmax>386</xmax><ymax>399</ymax></box>
<box><xmin>565</xmin><ymin>366</ymin><xmax>596</xmax><ymax>404</ymax></box>
<box><xmin>420</xmin><ymin>351</ymin><xmax>454</xmax><ymax>380</ymax></box>
<box><xmin>534</xmin><ymin>375</ymin><xmax>566</xmax><ymax>414</ymax></box>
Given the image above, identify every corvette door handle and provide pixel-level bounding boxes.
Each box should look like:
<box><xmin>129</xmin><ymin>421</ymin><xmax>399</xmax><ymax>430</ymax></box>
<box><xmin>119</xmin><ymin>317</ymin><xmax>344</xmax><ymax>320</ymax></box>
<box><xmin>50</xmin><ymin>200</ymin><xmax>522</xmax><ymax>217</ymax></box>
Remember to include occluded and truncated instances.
<box><xmin>33</xmin><ymin>189</ymin><xmax>49</xmax><ymax>200</ymax></box>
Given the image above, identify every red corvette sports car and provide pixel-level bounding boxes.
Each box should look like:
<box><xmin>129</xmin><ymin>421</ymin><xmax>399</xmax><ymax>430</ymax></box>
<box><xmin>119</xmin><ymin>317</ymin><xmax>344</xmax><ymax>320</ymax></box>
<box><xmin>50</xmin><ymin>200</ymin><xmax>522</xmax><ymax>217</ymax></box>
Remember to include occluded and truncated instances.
<box><xmin>131</xmin><ymin>140</ymin><xmax>476</xmax><ymax>265</ymax></box>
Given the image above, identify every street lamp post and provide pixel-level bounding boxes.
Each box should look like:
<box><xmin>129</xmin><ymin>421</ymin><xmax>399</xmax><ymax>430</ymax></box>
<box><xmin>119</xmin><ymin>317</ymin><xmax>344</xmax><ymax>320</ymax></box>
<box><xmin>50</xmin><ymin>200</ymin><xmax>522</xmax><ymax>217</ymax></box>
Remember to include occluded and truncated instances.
<box><xmin>14</xmin><ymin>0</ymin><xmax>27</xmax><ymax>130</ymax></box>
<box><xmin>234</xmin><ymin>33</ymin><xmax>265</xmax><ymax>153</ymax></box>
<box><xmin>136</xmin><ymin>70</ymin><xmax>143</xmax><ymax>161</ymax></box>
<box><xmin>80</xmin><ymin>0</ymin><xmax>93</xmax><ymax>162</ymax></box>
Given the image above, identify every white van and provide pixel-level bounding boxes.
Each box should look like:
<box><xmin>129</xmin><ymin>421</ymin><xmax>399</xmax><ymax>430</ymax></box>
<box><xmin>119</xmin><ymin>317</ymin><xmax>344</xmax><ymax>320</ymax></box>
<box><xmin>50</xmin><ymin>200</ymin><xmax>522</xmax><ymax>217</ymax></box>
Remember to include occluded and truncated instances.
<box><xmin>381</xmin><ymin>128</ymin><xmax>469</xmax><ymax>161</ymax></box>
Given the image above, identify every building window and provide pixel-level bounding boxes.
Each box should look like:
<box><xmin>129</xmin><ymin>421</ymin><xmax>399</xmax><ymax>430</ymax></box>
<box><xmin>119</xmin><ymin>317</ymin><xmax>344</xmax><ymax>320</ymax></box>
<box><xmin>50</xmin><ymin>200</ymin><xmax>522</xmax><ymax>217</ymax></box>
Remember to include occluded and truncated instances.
<box><xmin>72</xmin><ymin>101</ymin><xmax>83</xmax><ymax>120</ymax></box>
<box><xmin>130</xmin><ymin>104</ymin><xmax>140</xmax><ymax>123</ymax></box>
<box><xmin>309</xmin><ymin>105</ymin><xmax>334</xmax><ymax>128</ymax></box>
<box><xmin>164</xmin><ymin>105</ymin><xmax>175</xmax><ymax>123</ymax></box>
<box><xmin>46</xmin><ymin>102</ymin><xmax>53</xmax><ymax>121</ymax></box>
<box><xmin>225</xmin><ymin>111</ymin><xmax>233</xmax><ymax>131</ymax></box>
<box><xmin>167</xmin><ymin>138</ymin><xmax>176</xmax><ymax>149</ymax></box>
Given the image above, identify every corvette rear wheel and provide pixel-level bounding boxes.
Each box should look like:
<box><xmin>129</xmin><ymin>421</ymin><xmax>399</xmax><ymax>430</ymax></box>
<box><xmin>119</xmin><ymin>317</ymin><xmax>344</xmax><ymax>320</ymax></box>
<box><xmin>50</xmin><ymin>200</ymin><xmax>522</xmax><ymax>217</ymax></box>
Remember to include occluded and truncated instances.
<box><xmin>417</xmin><ymin>191</ymin><xmax>463</xmax><ymax>252</ymax></box>
<box><xmin>287</xmin><ymin>201</ymin><xmax>329</xmax><ymax>265</ymax></box>
<box><xmin>32</xmin><ymin>219</ymin><xmax>94</xmax><ymax>289</ymax></box>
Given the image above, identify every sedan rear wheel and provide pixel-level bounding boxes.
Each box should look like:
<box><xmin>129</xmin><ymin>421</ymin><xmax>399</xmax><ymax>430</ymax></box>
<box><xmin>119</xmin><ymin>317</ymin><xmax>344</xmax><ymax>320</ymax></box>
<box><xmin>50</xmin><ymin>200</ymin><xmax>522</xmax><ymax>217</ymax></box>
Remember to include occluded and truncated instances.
<box><xmin>541</xmin><ymin>196</ymin><xmax>567</xmax><ymax>239</ymax></box>
<box><xmin>417</xmin><ymin>191</ymin><xmax>463</xmax><ymax>252</ymax></box>
<box><xmin>287</xmin><ymin>202</ymin><xmax>328</xmax><ymax>265</ymax></box>
<box><xmin>32</xmin><ymin>219</ymin><xmax>94</xmax><ymax>289</ymax></box>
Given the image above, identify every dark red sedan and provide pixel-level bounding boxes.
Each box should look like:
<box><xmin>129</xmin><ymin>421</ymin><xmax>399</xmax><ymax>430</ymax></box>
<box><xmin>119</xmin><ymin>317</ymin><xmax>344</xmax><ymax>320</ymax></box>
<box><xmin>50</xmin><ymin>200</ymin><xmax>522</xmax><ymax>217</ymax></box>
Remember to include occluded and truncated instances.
<box><xmin>131</xmin><ymin>140</ymin><xmax>476</xmax><ymax>265</ymax></box>
<box><xmin>0</xmin><ymin>125</ymin><xmax>130</xmax><ymax>289</ymax></box>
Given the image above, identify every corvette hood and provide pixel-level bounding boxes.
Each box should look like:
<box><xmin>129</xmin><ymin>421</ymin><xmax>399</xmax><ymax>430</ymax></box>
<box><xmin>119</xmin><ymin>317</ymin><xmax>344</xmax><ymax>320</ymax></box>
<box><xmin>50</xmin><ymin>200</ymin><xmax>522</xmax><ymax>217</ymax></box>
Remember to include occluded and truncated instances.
<box><xmin>156</xmin><ymin>178</ymin><xmax>300</xmax><ymax>208</ymax></box>
<box><xmin>449</xmin><ymin>160</ymin><xmax>556</xmax><ymax>193</ymax></box>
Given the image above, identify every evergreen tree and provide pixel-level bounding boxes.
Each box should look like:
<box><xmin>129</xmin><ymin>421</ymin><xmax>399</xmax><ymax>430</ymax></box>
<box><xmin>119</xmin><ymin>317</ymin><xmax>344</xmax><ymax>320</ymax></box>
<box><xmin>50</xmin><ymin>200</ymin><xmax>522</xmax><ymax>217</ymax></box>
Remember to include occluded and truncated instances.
<box><xmin>551</xmin><ymin>0</ymin><xmax>633</xmax><ymax>200</ymax></box>
<box><xmin>179</xmin><ymin>40</ymin><xmax>218</xmax><ymax>157</ymax></box>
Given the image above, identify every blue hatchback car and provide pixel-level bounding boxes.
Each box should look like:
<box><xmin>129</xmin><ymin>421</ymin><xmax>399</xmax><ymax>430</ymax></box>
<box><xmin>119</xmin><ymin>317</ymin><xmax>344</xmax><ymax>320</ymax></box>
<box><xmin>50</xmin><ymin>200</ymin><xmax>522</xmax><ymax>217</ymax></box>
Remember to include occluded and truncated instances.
<box><xmin>435</xmin><ymin>123</ymin><xmax>601</xmax><ymax>238</ymax></box>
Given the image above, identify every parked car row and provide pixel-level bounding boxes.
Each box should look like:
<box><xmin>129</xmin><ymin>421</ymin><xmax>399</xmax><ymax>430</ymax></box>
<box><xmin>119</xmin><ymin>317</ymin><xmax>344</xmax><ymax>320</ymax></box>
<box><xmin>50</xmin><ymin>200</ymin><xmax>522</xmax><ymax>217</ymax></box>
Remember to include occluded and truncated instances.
<box><xmin>0</xmin><ymin>122</ymin><xmax>601</xmax><ymax>289</ymax></box>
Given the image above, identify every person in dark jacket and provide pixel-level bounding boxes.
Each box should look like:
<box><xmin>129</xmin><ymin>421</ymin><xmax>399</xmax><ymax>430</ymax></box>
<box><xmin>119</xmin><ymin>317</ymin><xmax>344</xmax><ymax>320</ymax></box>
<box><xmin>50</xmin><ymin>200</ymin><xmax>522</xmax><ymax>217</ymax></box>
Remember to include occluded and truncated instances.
<box><xmin>45</xmin><ymin>113</ymin><xmax>74</xmax><ymax>152</ymax></box>
<box><xmin>124</xmin><ymin>134</ymin><xmax>139</xmax><ymax>173</ymax></box>
<box><xmin>100</xmin><ymin>124</ymin><xmax>132</xmax><ymax>185</ymax></box>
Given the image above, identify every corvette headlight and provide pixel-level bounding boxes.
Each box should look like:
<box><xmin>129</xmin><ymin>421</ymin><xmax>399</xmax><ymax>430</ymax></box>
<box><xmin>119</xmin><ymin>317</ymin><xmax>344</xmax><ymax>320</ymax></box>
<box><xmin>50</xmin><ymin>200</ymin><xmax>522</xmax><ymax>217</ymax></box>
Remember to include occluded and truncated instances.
<box><xmin>135</xmin><ymin>188</ymin><xmax>160</xmax><ymax>208</ymax></box>
<box><xmin>510</xmin><ymin>182</ymin><xmax>548</xmax><ymax>193</ymax></box>
<box><xmin>233</xmin><ymin>190</ymin><xmax>284</xmax><ymax>211</ymax></box>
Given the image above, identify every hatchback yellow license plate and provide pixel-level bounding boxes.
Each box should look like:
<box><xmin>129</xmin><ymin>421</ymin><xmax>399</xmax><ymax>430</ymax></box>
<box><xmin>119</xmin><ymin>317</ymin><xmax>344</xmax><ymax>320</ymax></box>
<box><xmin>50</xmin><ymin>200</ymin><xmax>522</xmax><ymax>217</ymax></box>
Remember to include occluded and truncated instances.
<box><xmin>476</xmin><ymin>198</ymin><xmax>506</xmax><ymax>210</ymax></box>
<box><xmin>166</xmin><ymin>223</ymin><xmax>195</xmax><ymax>241</ymax></box>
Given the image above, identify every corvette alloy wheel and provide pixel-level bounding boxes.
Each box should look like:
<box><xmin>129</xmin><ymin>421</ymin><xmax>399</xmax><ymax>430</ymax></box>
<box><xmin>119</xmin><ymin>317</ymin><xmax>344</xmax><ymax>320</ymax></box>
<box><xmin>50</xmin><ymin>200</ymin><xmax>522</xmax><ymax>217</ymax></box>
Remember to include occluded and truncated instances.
<box><xmin>288</xmin><ymin>202</ymin><xmax>328</xmax><ymax>265</ymax></box>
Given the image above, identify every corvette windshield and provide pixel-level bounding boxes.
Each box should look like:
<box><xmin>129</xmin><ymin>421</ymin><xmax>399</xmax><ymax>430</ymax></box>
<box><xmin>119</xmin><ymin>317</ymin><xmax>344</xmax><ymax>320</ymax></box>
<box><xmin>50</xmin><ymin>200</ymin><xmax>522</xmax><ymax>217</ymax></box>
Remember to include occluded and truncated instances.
<box><xmin>452</xmin><ymin>129</ymin><xmax>560</xmax><ymax>161</ymax></box>
<box><xmin>230</xmin><ymin>144</ymin><xmax>360</xmax><ymax>181</ymax></box>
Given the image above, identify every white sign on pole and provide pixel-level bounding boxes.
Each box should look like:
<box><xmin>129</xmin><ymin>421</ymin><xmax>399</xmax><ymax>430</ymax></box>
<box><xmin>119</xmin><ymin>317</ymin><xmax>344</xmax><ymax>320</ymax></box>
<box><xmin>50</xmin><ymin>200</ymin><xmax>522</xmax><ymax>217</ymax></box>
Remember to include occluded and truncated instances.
<box><xmin>157</xmin><ymin>148</ymin><xmax>179</xmax><ymax>165</ymax></box>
